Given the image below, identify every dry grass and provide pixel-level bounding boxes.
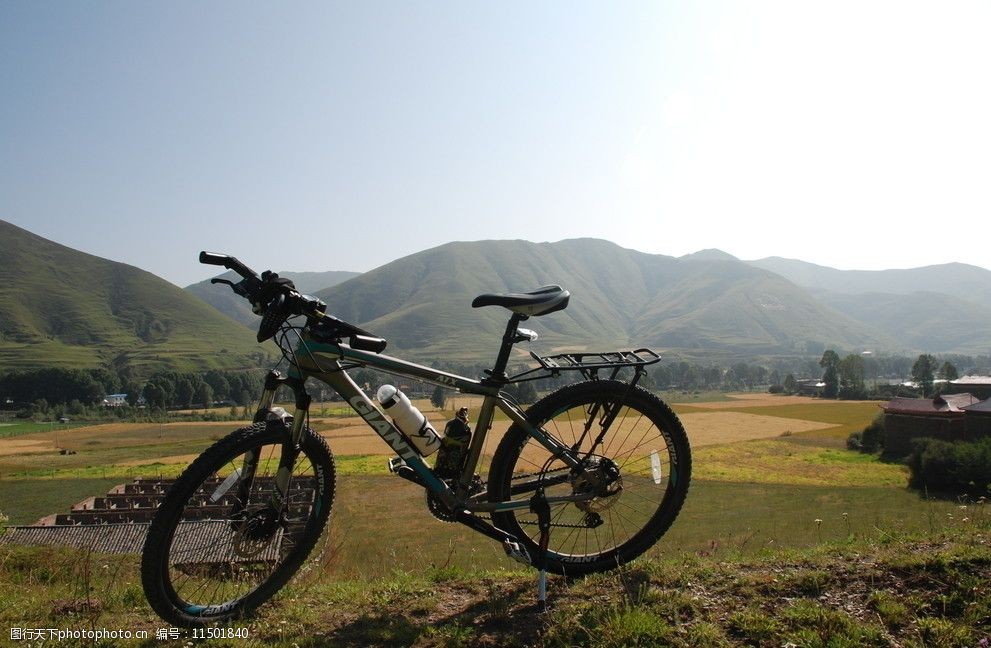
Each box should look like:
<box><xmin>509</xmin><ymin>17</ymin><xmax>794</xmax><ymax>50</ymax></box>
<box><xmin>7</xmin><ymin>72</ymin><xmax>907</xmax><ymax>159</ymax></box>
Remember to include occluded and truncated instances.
<box><xmin>680</xmin><ymin>411</ymin><xmax>836</xmax><ymax>447</ymax></box>
<box><xmin>0</xmin><ymin>394</ymin><xmax>869</xmax><ymax>469</ymax></box>
<box><xmin>0</xmin><ymin>421</ymin><xmax>241</xmax><ymax>456</ymax></box>
<box><xmin>317</xmin><ymin>405</ymin><xmax>842</xmax><ymax>458</ymax></box>
<box><xmin>686</xmin><ymin>393</ymin><xmax>873</xmax><ymax>409</ymax></box>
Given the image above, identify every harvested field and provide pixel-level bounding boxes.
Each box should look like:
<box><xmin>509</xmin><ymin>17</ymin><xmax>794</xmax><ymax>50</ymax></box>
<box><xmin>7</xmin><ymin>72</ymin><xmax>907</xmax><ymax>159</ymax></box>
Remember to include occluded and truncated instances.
<box><xmin>317</xmin><ymin>409</ymin><xmax>838</xmax><ymax>458</ymax></box>
<box><xmin>0</xmin><ymin>438</ymin><xmax>53</xmax><ymax>456</ymax></box>
<box><xmin>680</xmin><ymin>411</ymin><xmax>835</xmax><ymax>445</ymax></box>
<box><xmin>0</xmin><ymin>421</ymin><xmax>239</xmax><ymax>452</ymax></box>
<box><xmin>0</xmin><ymin>399</ymin><xmax>844</xmax><ymax>464</ymax></box>
<box><xmin>689</xmin><ymin>393</ymin><xmax>838</xmax><ymax>409</ymax></box>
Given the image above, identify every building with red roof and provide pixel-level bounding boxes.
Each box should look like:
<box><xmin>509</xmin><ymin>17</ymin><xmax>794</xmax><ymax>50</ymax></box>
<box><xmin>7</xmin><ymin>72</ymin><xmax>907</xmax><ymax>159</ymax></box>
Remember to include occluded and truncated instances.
<box><xmin>881</xmin><ymin>393</ymin><xmax>982</xmax><ymax>458</ymax></box>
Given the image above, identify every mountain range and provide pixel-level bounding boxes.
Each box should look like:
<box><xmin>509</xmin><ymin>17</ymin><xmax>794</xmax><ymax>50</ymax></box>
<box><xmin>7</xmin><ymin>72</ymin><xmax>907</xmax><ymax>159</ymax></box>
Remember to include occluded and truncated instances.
<box><xmin>3</xmin><ymin>218</ymin><xmax>991</xmax><ymax>373</ymax></box>
<box><xmin>304</xmin><ymin>239</ymin><xmax>891</xmax><ymax>360</ymax></box>
<box><xmin>192</xmin><ymin>238</ymin><xmax>991</xmax><ymax>360</ymax></box>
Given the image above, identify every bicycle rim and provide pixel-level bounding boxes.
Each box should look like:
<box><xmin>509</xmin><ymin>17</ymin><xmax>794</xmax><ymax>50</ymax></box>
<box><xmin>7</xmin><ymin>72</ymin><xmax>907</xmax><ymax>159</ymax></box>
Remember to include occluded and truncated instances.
<box><xmin>494</xmin><ymin>382</ymin><xmax>689</xmax><ymax>567</ymax></box>
<box><xmin>149</xmin><ymin>425</ymin><xmax>332</xmax><ymax>621</ymax></box>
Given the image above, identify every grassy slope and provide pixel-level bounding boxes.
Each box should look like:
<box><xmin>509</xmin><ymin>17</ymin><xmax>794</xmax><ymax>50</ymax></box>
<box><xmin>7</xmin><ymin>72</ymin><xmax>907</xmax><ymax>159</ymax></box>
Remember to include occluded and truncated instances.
<box><xmin>0</xmin><ymin>529</ymin><xmax>987</xmax><ymax>646</ymax></box>
<box><xmin>816</xmin><ymin>289</ymin><xmax>991</xmax><ymax>355</ymax></box>
<box><xmin>635</xmin><ymin>259</ymin><xmax>891</xmax><ymax>354</ymax></box>
<box><xmin>0</xmin><ymin>220</ymin><xmax>268</xmax><ymax>373</ymax></box>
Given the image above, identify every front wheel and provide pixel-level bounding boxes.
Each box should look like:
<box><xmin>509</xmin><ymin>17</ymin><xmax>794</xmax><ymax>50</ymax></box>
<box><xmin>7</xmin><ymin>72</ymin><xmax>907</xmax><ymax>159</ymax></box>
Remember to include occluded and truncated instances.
<box><xmin>488</xmin><ymin>380</ymin><xmax>691</xmax><ymax>576</ymax></box>
<box><xmin>141</xmin><ymin>421</ymin><xmax>335</xmax><ymax>627</ymax></box>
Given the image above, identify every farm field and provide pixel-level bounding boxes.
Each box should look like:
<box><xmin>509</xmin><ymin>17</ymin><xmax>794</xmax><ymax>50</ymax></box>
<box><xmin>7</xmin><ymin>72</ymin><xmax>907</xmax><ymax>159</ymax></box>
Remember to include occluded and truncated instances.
<box><xmin>0</xmin><ymin>394</ymin><xmax>943</xmax><ymax>552</ymax></box>
<box><xmin>0</xmin><ymin>393</ymin><xmax>860</xmax><ymax>479</ymax></box>
<box><xmin>0</xmin><ymin>420</ymin><xmax>89</xmax><ymax>440</ymax></box>
<box><xmin>0</xmin><ymin>470</ymin><xmax>968</xmax><ymax>578</ymax></box>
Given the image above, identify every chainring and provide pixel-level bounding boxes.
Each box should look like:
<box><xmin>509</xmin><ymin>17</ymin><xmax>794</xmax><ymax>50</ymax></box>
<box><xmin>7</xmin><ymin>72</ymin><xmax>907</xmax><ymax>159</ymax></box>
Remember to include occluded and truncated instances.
<box><xmin>426</xmin><ymin>476</ymin><xmax>483</xmax><ymax>522</ymax></box>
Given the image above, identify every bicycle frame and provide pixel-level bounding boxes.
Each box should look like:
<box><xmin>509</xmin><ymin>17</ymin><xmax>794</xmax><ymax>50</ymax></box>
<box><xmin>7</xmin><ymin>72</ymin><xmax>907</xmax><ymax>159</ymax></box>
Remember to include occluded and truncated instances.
<box><xmin>145</xmin><ymin>254</ymin><xmax>685</xmax><ymax>623</ymax></box>
<box><xmin>252</xmin><ymin>329</ymin><xmax>586</xmax><ymax>518</ymax></box>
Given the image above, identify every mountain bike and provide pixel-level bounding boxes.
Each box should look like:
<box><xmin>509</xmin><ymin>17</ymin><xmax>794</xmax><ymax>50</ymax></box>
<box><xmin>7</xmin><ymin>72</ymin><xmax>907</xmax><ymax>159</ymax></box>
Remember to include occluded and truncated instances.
<box><xmin>141</xmin><ymin>252</ymin><xmax>692</xmax><ymax>627</ymax></box>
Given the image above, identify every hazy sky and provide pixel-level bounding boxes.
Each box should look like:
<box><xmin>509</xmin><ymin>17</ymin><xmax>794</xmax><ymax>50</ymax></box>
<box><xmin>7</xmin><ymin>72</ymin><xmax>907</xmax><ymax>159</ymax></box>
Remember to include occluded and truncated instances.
<box><xmin>2</xmin><ymin>2</ymin><xmax>989</xmax><ymax>286</ymax></box>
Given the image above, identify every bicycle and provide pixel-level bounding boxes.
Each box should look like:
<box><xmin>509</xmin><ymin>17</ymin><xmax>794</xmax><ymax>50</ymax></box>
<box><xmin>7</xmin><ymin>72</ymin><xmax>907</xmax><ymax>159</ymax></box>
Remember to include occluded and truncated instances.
<box><xmin>141</xmin><ymin>251</ymin><xmax>692</xmax><ymax>626</ymax></box>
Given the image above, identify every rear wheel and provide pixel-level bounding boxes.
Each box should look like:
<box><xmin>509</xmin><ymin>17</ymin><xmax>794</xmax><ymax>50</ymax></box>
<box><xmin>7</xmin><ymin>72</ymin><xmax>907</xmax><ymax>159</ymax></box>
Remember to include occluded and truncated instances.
<box><xmin>488</xmin><ymin>380</ymin><xmax>691</xmax><ymax>576</ymax></box>
<box><xmin>141</xmin><ymin>421</ymin><xmax>335</xmax><ymax>627</ymax></box>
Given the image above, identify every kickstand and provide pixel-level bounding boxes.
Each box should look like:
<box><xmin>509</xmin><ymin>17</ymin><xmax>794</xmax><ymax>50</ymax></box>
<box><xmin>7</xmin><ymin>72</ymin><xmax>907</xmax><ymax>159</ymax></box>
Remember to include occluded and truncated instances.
<box><xmin>530</xmin><ymin>486</ymin><xmax>551</xmax><ymax>613</ymax></box>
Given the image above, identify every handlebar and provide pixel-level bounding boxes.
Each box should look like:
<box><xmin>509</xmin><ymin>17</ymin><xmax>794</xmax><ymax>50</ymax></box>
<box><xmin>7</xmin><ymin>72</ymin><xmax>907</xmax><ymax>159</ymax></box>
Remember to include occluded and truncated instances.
<box><xmin>199</xmin><ymin>250</ymin><xmax>386</xmax><ymax>351</ymax></box>
<box><xmin>200</xmin><ymin>250</ymin><xmax>326</xmax><ymax>342</ymax></box>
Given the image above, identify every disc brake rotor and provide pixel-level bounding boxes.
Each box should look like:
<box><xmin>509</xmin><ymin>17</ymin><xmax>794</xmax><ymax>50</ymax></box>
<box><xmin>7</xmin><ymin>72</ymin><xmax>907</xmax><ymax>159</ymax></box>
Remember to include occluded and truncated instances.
<box><xmin>571</xmin><ymin>456</ymin><xmax>623</xmax><ymax>513</ymax></box>
<box><xmin>232</xmin><ymin>507</ymin><xmax>282</xmax><ymax>557</ymax></box>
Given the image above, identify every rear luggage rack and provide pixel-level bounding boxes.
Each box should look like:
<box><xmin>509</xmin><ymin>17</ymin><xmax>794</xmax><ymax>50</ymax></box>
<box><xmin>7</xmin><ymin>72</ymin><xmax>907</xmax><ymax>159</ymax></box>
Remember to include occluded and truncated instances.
<box><xmin>508</xmin><ymin>348</ymin><xmax>661</xmax><ymax>382</ymax></box>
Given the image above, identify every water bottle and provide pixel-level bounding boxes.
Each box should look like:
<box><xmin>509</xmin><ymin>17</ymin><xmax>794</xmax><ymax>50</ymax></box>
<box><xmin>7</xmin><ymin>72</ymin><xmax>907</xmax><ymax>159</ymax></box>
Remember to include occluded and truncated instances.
<box><xmin>376</xmin><ymin>385</ymin><xmax>442</xmax><ymax>456</ymax></box>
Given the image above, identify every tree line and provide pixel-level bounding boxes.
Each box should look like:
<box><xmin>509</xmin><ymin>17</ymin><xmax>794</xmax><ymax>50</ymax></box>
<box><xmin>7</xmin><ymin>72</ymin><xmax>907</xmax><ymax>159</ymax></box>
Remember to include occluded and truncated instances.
<box><xmin>646</xmin><ymin>350</ymin><xmax>989</xmax><ymax>398</ymax></box>
<box><xmin>817</xmin><ymin>350</ymin><xmax>970</xmax><ymax>400</ymax></box>
<box><xmin>0</xmin><ymin>367</ymin><xmax>263</xmax><ymax>411</ymax></box>
<box><xmin>2</xmin><ymin>350</ymin><xmax>987</xmax><ymax>414</ymax></box>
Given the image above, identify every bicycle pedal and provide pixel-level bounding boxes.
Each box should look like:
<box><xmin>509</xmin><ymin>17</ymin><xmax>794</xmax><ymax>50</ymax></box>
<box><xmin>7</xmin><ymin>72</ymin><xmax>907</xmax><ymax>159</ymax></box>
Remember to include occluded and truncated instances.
<box><xmin>387</xmin><ymin>456</ymin><xmax>406</xmax><ymax>473</ymax></box>
<box><xmin>503</xmin><ymin>539</ymin><xmax>532</xmax><ymax>565</ymax></box>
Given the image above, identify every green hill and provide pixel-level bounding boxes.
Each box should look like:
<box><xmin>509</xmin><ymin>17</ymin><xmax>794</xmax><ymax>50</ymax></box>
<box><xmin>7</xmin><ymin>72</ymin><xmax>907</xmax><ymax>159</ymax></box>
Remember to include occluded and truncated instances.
<box><xmin>0</xmin><ymin>220</ymin><xmax>268</xmax><ymax>374</ymax></box>
<box><xmin>749</xmin><ymin>256</ymin><xmax>991</xmax><ymax>304</ymax></box>
<box><xmin>315</xmin><ymin>239</ymin><xmax>889</xmax><ymax>361</ymax></box>
<box><xmin>815</xmin><ymin>290</ymin><xmax>991</xmax><ymax>355</ymax></box>
<box><xmin>749</xmin><ymin>256</ymin><xmax>991</xmax><ymax>353</ymax></box>
<box><xmin>634</xmin><ymin>259</ymin><xmax>892</xmax><ymax>354</ymax></box>
<box><xmin>186</xmin><ymin>270</ymin><xmax>360</xmax><ymax>328</ymax></box>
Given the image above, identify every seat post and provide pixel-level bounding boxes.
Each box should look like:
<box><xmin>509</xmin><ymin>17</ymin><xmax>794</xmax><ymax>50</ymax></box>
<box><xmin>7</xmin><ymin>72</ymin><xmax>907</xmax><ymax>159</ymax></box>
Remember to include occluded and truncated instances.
<box><xmin>490</xmin><ymin>313</ymin><xmax>526</xmax><ymax>381</ymax></box>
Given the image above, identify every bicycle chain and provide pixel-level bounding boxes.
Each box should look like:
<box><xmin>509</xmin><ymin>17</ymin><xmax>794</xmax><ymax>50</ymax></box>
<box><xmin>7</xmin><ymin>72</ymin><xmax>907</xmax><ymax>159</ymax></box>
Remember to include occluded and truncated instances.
<box><xmin>509</xmin><ymin>466</ymin><xmax>571</xmax><ymax>482</ymax></box>
<box><xmin>509</xmin><ymin>464</ymin><xmax>608</xmax><ymax>529</ymax></box>
<box><xmin>517</xmin><ymin>518</ymin><xmax>600</xmax><ymax>530</ymax></box>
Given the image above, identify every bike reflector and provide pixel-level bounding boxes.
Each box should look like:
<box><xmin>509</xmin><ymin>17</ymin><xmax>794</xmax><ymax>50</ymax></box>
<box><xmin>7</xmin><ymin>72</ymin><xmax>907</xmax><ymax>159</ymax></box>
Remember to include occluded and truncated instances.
<box><xmin>650</xmin><ymin>450</ymin><xmax>663</xmax><ymax>484</ymax></box>
<box><xmin>210</xmin><ymin>468</ymin><xmax>242</xmax><ymax>503</ymax></box>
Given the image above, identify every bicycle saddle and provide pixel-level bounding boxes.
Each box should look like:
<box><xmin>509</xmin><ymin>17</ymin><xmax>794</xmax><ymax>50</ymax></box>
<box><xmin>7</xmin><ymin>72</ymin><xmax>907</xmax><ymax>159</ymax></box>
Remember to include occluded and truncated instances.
<box><xmin>471</xmin><ymin>285</ymin><xmax>570</xmax><ymax>317</ymax></box>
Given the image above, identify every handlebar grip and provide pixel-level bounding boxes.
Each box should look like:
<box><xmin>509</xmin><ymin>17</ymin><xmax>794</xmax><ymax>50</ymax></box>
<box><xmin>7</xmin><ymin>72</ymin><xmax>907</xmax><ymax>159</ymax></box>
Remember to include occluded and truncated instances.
<box><xmin>199</xmin><ymin>251</ymin><xmax>258</xmax><ymax>280</ymax></box>
<box><xmin>199</xmin><ymin>251</ymin><xmax>229</xmax><ymax>266</ymax></box>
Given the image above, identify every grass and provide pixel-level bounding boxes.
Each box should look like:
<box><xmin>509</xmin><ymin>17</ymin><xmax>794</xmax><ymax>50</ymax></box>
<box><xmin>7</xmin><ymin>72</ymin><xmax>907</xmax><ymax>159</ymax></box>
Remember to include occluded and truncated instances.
<box><xmin>694</xmin><ymin>438</ymin><xmax>908</xmax><ymax>487</ymax></box>
<box><xmin>2</xmin><ymin>475</ymin><xmax>973</xmax><ymax>571</ymax></box>
<box><xmin>0</xmin><ymin>396</ymin><xmax>988</xmax><ymax>644</ymax></box>
<box><xmin>0</xmin><ymin>420</ymin><xmax>89</xmax><ymax>439</ymax></box>
<box><xmin>0</xmin><ymin>477</ymin><xmax>125</xmax><ymax>525</ymax></box>
<box><xmin>4</xmin><ymin>526</ymin><xmax>987</xmax><ymax>646</ymax></box>
<box><xmin>0</xmin><ymin>437</ymin><xmax>215</xmax><ymax>478</ymax></box>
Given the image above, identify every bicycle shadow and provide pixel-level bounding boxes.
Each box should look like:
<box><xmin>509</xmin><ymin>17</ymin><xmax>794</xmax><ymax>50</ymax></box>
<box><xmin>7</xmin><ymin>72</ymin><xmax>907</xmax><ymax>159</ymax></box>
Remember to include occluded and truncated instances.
<box><xmin>293</xmin><ymin>577</ymin><xmax>552</xmax><ymax>647</ymax></box>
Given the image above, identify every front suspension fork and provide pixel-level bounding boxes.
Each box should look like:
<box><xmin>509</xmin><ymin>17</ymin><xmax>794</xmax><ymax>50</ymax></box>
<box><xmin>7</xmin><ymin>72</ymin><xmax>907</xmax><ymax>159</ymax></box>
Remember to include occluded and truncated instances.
<box><xmin>229</xmin><ymin>370</ymin><xmax>311</xmax><ymax>517</ymax></box>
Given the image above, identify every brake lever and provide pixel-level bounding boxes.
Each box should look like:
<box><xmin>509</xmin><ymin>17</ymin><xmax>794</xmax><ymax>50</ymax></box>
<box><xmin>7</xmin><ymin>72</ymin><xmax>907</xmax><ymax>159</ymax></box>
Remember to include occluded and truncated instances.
<box><xmin>211</xmin><ymin>277</ymin><xmax>254</xmax><ymax>299</ymax></box>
